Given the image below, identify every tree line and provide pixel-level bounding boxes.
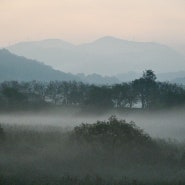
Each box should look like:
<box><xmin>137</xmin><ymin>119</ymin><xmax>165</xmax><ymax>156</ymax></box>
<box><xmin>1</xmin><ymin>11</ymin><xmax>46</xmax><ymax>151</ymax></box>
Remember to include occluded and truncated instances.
<box><xmin>0</xmin><ymin>70</ymin><xmax>185</xmax><ymax>110</ymax></box>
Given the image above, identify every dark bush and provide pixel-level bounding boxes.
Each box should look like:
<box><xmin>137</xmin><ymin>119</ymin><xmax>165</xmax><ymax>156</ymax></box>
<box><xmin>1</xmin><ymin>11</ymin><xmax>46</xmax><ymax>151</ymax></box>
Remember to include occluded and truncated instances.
<box><xmin>73</xmin><ymin>116</ymin><xmax>154</xmax><ymax>147</ymax></box>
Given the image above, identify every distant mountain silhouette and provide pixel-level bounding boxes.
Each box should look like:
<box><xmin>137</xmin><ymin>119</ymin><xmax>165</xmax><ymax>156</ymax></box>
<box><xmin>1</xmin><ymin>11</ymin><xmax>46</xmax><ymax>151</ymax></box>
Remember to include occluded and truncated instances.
<box><xmin>8</xmin><ymin>36</ymin><xmax>185</xmax><ymax>75</ymax></box>
<box><xmin>116</xmin><ymin>71</ymin><xmax>185</xmax><ymax>82</ymax></box>
<box><xmin>77</xmin><ymin>73</ymin><xmax>119</xmax><ymax>84</ymax></box>
<box><xmin>0</xmin><ymin>49</ymin><xmax>77</xmax><ymax>81</ymax></box>
<box><xmin>0</xmin><ymin>49</ymin><xmax>118</xmax><ymax>84</ymax></box>
<box><xmin>172</xmin><ymin>77</ymin><xmax>185</xmax><ymax>85</ymax></box>
<box><xmin>157</xmin><ymin>71</ymin><xmax>185</xmax><ymax>82</ymax></box>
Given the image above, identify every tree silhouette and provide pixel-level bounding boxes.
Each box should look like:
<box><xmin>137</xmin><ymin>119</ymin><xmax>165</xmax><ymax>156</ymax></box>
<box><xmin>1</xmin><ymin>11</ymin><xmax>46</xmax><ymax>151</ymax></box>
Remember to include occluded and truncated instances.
<box><xmin>133</xmin><ymin>70</ymin><xmax>157</xmax><ymax>109</ymax></box>
<box><xmin>73</xmin><ymin>116</ymin><xmax>153</xmax><ymax>147</ymax></box>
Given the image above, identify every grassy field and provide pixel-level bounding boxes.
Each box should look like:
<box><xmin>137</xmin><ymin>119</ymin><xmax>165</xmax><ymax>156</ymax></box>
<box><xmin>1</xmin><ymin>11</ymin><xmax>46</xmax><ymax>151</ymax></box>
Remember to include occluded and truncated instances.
<box><xmin>0</xmin><ymin>116</ymin><xmax>185</xmax><ymax>185</ymax></box>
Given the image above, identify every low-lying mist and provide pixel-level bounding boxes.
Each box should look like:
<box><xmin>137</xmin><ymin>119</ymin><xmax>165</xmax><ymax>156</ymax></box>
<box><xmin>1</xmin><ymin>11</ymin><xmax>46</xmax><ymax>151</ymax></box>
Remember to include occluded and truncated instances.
<box><xmin>0</xmin><ymin>109</ymin><xmax>185</xmax><ymax>185</ymax></box>
<box><xmin>1</xmin><ymin>107</ymin><xmax>185</xmax><ymax>141</ymax></box>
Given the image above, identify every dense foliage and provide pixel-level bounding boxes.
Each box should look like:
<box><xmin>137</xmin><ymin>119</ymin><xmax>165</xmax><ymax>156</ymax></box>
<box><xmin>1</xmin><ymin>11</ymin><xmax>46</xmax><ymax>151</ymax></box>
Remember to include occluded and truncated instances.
<box><xmin>73</xmin><ymin>116</ymin><xmax>153</xmax><ymax>147</ymax></box>
<box><xmin>0</xmin><ymin>70</ymin><xmax>185</xmax><ymax>110</ymax></box>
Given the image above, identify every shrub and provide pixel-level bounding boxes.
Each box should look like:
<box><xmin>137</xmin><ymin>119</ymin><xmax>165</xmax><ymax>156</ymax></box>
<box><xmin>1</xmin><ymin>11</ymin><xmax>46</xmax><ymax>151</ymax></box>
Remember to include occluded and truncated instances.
<box><xmin>73</xmin><ymin>116</ymin><xmax>153</xmax><ymax>147</ymax></box>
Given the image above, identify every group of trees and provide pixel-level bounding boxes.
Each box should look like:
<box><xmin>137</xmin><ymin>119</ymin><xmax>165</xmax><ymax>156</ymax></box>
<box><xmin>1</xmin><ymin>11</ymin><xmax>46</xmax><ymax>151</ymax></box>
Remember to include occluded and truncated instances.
<box><xmin>0</xmin><ymin>70</ymin><xmax>185</xmax><ymax>109</ymax></box>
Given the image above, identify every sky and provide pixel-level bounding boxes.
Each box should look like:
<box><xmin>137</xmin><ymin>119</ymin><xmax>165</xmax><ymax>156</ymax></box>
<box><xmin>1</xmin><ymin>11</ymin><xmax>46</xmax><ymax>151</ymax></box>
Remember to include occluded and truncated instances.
<box><xmin>0</xmin><ymin>0</ymin><xmax>185</xmax><ymax>52</ymax></box>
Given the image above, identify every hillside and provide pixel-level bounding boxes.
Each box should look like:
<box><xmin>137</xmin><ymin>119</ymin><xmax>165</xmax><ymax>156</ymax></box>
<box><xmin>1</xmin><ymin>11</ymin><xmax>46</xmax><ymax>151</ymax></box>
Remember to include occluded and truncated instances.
<box><xmin>172</xmin><ymin>77</ymin><xmax>185</xmax><ymax>85</ymax></box>
<box><xmin>8</xmin><ymin>36</ymin><xmax>185</xmax><ymax>75</ymax></box>
<box><xmin>0</xmin><ymin>49</ymin><xmax>118</xmax><ymax>84</ymax></box>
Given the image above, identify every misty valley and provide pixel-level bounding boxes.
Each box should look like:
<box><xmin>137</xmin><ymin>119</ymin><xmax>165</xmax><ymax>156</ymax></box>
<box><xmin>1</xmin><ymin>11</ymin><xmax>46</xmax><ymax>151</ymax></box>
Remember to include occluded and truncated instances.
<box><xmin>1</xmin><ymin>0</ymin><xmax>185</xmax><ymax>184</ymax></box>
<box><xmin>0</xmin><ymin>113</ymin><xmax>185</xmax><ymax>185</ymax></box>
<box><xmin>0</xmin><ymin>71</ymin><xmax>185</xmax><ymax>185</ymax></box>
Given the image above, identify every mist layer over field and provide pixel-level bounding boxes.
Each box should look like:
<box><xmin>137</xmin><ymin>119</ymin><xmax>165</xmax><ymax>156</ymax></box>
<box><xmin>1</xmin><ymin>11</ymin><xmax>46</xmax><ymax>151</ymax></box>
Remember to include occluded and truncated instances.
<box><xmin>1</xmin><ymin>108</ymin><xmax>185</xmax><ymax>141</ymax></box>
<box><xmin>0</xmin><ymin>109</ymin><xmax>185</xmax><ymax>185</ymax></box>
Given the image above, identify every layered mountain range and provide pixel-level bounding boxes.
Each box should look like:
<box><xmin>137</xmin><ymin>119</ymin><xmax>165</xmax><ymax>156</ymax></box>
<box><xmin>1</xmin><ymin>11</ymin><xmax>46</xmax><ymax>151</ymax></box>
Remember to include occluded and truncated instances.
<box><xmin>0</xmin><ymin>49</ymin><xmax>118</xmax><ymax>84</ymax></box>
<box><xmin>7</xmin><ymin>36</ymin><xmax>185</xmax><ymax>75</ymax></box>
<box><xmin>1</xmin><ymin>36</ymin><xmax>185</xmax><ymax>84</ymax></box>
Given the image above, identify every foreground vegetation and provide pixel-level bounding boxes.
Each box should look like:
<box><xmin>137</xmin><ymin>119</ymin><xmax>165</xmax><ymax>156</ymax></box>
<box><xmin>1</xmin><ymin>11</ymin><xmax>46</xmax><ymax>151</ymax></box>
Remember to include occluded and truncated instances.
<box><xmin>1</xmin><ymin>175</ymin><xmax>185</xmax><ymax>185</ymax></box>
<box><xmin>0</xmin><ymin>116</ymin><xmax>185</xmax><ymax>184</ymax></box>
<box><xmin>1</xmin><ymin>70</ymin><xmax>185</xmax><ymax>111</ymax></box>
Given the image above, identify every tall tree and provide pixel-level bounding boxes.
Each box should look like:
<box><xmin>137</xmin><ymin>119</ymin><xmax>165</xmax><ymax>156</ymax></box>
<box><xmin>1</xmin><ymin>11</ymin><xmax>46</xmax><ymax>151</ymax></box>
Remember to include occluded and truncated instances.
<box><xmin>133</xmin><ymin>70</ymin><xmax>157</xmax><ymax>109</ymax></box>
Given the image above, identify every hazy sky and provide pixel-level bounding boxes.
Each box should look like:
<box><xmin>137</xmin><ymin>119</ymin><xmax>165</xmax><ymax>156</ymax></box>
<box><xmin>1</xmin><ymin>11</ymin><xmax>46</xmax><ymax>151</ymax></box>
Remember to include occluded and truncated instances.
<box><xmin>0</xmin><ymin>0</ymin><xmax>185</xmax><ymax>49</ymax></box>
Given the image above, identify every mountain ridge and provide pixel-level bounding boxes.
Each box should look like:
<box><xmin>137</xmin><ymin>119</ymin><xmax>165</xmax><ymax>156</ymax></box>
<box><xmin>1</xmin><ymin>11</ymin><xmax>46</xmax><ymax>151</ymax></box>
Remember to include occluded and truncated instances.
<box><xmin>7</xmin><ymin>36</ymin><xmax>185</xmax><ymax>75</ymax></box>
<box><xmin>0</xmin><ymin>49</ymin><xmax>119</xmax><ymax>84</ymax></box>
